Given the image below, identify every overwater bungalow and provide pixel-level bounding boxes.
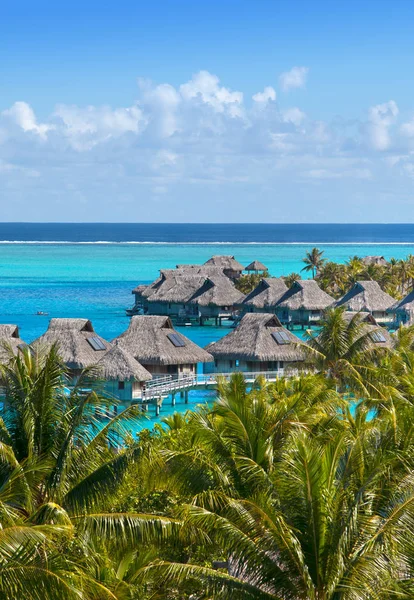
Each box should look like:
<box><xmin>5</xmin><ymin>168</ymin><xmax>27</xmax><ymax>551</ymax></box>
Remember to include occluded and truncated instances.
<box><xmin>245</xmin><ymin>260</ymin><xmax>268</xmax><ymax>274</ymax></box>
<box><xmin>361</xmin><ymin>255</ymin><xmax>388</xmax><ymax>267</ymax></box>
<box><xmin>388</xmin><ymin>290</ymin><xmax>414</xmax><ymax>326</ymax></box>
<box><xmin>94</xmin><ymin>342</ymin><xmax>152</xmax><ymax>402</ymax></box>
<box><xmin>0</xmin><ymin>325</ymin><xmax>26</xmax><ymax>363</ymax></box>
<box><xmin>204</xmin><ymin>313</ymin><xmax>304</xmax><ymax>375</ymax></box>
<box><xmin>335</xmin><ymin>281</ymin><xmax>395</xmax><ymax>325</ymax></box>
<box><xmin>239</xmin><ymin>277</ymin><xmax>288</xmax><ymax>315</ymax></box>
<box><xmin>34</xmin><ymin>318</ymin><xmax>111</xmax><ymax>377</ymax></box>
<box><xmin>130</xmin><ymin>269</ymin><xmax>244</xmax><ymax>325</ymax></box>
<box><xmin>203</xmin><ymin>255</ymin><xmax>244</xmax><ymax>279</ymax></box>
<box><xmin>189</xmin><ymin>275</ymin><xmax>245</xmax><ymax>325</ymax></box>
<box><xmin>342</xmin><ymin>311</ymin><xmax>394</xmax><ymax>348</ymax></box>
<box><xmin>275</xmin><ymin>280</ymin><xmax>334</xmax><ymax>326</ymax></box>
<box><xmin>136</xmin><ymin>272</ymin><xmax>205</xmax><ymax>320</ymax></box>
<box><xmin>114</xmin><ymin>316</ymin><xmax>213</xmax><ymax>378</ymax></box>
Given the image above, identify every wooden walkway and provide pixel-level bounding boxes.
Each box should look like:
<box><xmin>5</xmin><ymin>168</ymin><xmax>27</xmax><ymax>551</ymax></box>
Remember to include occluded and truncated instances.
<box><xmin>139</xmin><ymin>371</ymin><xmax>292</xmax><ymax>412</ymax></box>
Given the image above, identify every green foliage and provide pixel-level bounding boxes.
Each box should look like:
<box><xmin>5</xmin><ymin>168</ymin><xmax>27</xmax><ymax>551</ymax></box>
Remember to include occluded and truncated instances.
<box><xmin>3</xmin><ymin>337</ymin><xmax>414</xmax><ymax>598</ymax></box>
<box><xmin>235</xmin><ymin>271</ymin><xmax>269</xmax><ymax>294</ymax></box>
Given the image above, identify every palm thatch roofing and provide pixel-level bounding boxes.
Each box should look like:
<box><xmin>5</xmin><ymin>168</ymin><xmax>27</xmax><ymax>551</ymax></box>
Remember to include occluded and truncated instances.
<box><xmin>389</xmin><ymin>289</ymin><xmax>414</xmax><ymax>314</ymax></box>
<box><xmin>335</xmin><ymin>281</ymin><xmax>395</xmax><ymax>312</ymax></box>
<box><xmin>203</xmin><ymin>255</ymin><xmax>244</xmax><ymax>272</ymax></box>
<box><xmin>241</xmin><ymin>278</ymin><xmax>288</xmax><ymax>309</ymax></box>
<box><xmin>144</xmin><ymin>273</ymin><xmax>207</xmax><ymax>304</ymax></box>
<box><xmin>94</xmin><ymin>343</ymin><xmax>152</xmax><ymax>382</ymax></box>
<box><xmin>189</xmin><ymin>276</ymin><xmax>245</xmax><ymax>307</ymax></box>
<box><xmin>361</xmin><ymin>255</ymin><xmax>388</xmax><ymax>266</ymax></box>
<box><xmin>341</xmin><ymin>311</ymin><xmax>393</xmax><ymax>348</ymax></box>
<box><xmin>245</xmin><ymin>260</ymin><xmax>268</xmax><ymax>271</ymax></box>
<box><xmin>132</xmin><ymin>284</ymin><xmax>148</xmax><ymax>295</ymax></box>
<box><xmin>114</xmin><ymin>316</ymin><xmax>213</xmax><ymax>365</ymax></box>
<box><xmin>133</xmin><ymin>267</ymin><xmax>228</xmax><ymax>300</ymax></box>
<box><xmin>0</xmin><ymin>325</ymin><xmax>25</xmax><ymax>362</ymax></box>
<box><xmin>205</xmin><ymin>313</ymin><xmax>305</xmax><ymax>362</ymax></box>
<box><xmin>34</xmin><ymin>318</ymin><xmax>111</xmax><ymax>370</ymax></box>
<box><xmin>277</xmin><ymin>280</ymin><xmax>334</xmax><ymax>311</ymax></box>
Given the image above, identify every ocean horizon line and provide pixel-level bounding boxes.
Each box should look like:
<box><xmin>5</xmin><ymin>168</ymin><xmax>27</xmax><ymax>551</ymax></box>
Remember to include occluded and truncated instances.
<box><xmin>0</xmin><ymin>240</ymin><xmax>414</xmax><ymax>246</ymax></box>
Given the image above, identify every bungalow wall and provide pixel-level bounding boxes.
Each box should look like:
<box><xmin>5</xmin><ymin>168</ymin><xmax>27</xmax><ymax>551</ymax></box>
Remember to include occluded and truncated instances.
<box><xmin>141</xmin><ymin>363</ymin><xmax>197</xmax><ymax>378</ymax></box>
<box><xmin>103</xmin><ymin>379</ymin><xmax>144</xmax><ymax>401</ymax></box>
<box><xmin>276</xmin><ymin>308</ymin><xmax>323</xmax><ymax>325</ymax></box>
<box><xmin>198</xmin><ymin>305</ymin><xmax>236</xmax><ymax>319</ymax></box>
<box><xmin>203</xmin><ymin>359</ymin><xmax>289</xmax><ymax>375</ymax></box>
<box><xmin>145</xmin><ymin>301</ymin><xmax>198</xmax><ymax>318</ymax></box>
<box><xmin>371</xmin><ymin>310</ymin><xmax>395</xmax><ymax>324</ymax></box>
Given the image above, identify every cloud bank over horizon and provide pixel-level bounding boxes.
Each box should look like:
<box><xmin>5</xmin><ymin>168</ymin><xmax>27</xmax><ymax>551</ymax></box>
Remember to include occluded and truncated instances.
<box><xmin>1</xmin><ymin>67</ymin><xmax>414</xmax><ymax>222</ymax></box>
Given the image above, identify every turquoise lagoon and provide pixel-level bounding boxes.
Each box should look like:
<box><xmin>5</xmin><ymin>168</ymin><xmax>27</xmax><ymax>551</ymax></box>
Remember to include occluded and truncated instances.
<box><xmin>0</xmin><ymin>241</ymin><xmax>411</xmax><ymax>431</ymax></box>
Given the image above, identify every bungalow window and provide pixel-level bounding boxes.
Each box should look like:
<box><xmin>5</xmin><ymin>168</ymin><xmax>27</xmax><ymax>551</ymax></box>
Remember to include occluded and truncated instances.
<box><xmin>229</xmin><ymin>360</ymin><xmax>234</xmax><ymax>368</ymax></box>
<box><xmin>118</xmin><ymin>381</ymin><xmax>125</xmax><ymax>390</ymax></box>
<box><xmin>214</xmin><ymin>360</ymin><xmax>218</xmax><ymax>368</ymax></box>
<box><xmin>235</xmin><ymin>359</ymin><xmax>240</xmax><ymax>367</ymax></box>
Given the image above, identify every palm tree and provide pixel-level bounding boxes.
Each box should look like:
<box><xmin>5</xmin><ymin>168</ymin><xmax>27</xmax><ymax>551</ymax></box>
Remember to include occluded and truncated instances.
<box><xmin>284</xmin><ymin>272</ymin><xmax>301</xmax><ymax>288</ymax></box>
<box><xmin>0</xmin><ymin>344</ymin><xmax>177</xmax><ymax>599</ymax></box>
<box><xmin>301</xmin><ymin>247</ymin><xmax>325</xmax><ymax>279</ymax></box>
<box><xmin>138</xmin><ymin>414</ymin><xmax>414</xmax><ymax>599</ymax></box>
<box><xmin>302</xmin><ymin>306</ymin><xmax>391</xmax><ymax>395</ymax></box>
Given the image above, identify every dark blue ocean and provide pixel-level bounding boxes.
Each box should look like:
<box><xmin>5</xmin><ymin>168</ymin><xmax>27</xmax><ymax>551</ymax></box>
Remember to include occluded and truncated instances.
<box><xmin>1</xmin><ymin>222</ymin><xmax>413</xmax><ymax>428</ymax></box>
<box><xmin>3</xmin><ymin>222</ymin><xmax>414</xmax><ymax>243</ymax></box>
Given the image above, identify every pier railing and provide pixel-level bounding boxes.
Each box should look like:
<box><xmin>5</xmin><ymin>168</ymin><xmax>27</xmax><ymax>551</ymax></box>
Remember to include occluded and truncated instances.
<box><xmin>141</xmin><ymin>370</ymin><xmax>298</xmax><ymax>401</ymax></box>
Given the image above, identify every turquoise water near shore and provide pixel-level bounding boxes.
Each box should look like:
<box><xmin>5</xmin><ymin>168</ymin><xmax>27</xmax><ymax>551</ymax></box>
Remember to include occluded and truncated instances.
<box><xmin>0</xmin><ymin>240</ymin><xmax>411</xmax><ymax>432</ymax></box>
<box><xmin>1</xmin><ymin>242</ymin><xmax>414</xmax><ymax>343</ymax></box>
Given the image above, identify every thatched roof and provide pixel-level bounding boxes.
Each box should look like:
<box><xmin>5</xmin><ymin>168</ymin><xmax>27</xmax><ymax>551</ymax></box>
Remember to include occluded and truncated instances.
<box><xmin>335</xmin><ymin>281</ymin><xmax>395</xmax><ymax>312</ymax></box>
<box><xmin>342</xmin><ymin>311</ymin><xmax>377</xmax><ymax>324</ymax></box>
<box><xmin>314</xmin><ymin>310</ymin><xmax>394</xmax><ymax>349</ymax></box>
<box><xmin>203</xmin><ymin>255</ymin><xmax>244</xmax><ymax>271</ymax></box>
<box><xmin>361</xmin><ymin>255</ymin><xmax>388</xmax><ymax>266</ymax></box>
<box><xmin>0</xmin><ymin>325</ymin><xmax>25</xmax><ymax>362</ymax></box>
<box><xmin>245</xmin><ymin>260</ymin><xmax>268</xmax><ymax>271</ymax></box>
<box><xmin>241</xmin><ymin>278</ymin><xmax>288</xmax><ymax>309</ymax></box>
<box><xmin>277</xmin><ymin>280</ymin><xmax>334</xmax><ymax>311</ymax></box>
<box><xmin>34</xmin><ymin>318</ymin><xmax>111</xmax><ymax>370</ymax></box>
<box><xmin>341</xmin><ymin>311</ymin><xmax>393</xmax><ymax>348</ymax></box>
<box><xmin>145</xmin><ymin>274</ymin><xmax>207</xmax><ymax>304</ymax></box>
<box><xmin>205</xmin><ymin>313</ymin><xmax>305</xmax><ymax>362</ymax></box>
<box><xmin>95</xmin><ymin>343</ymin><xmax>152</xmax><ymax>382</ymax></box>
<box><xmin>189</xmin><ymin>276</ymin><xmax>245</xmax><ymax>307</ymax></box>
<box><xmin>114</xmin><ymin>316</ymin><xmax>213</xmax><ymax>365</ymax></box>
<box><xmin>132</xmin><ymin>284</ymin><xmax>148</xmax><ymax>295</ymax></box>
<box><xmin>389</xmin><ymin>289</ymin><xmax>414</xmax><ymax>314</ymax></box>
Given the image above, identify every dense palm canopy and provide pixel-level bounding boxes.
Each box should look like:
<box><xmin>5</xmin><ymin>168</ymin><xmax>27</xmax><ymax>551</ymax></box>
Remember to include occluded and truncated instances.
<box><xmin>2</xmin><ymin>322</ymin><xmax>414</xmax><ymax>599</ymax></box>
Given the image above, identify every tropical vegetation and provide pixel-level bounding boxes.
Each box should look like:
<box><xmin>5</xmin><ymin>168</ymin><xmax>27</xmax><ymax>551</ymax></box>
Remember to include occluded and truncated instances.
<box><xmin>2</xmin><ymin>317</ymin><xmax>414</xmax><ymax>598</ymax></box>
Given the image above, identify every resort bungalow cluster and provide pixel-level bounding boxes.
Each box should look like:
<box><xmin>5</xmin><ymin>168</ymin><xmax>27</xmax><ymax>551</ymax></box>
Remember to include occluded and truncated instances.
<box><xmin>127</xmin><ymin>254</ymin><xmax>411</xmax><ymax>331</ymax></box>
<box><xmin>0</xmin><ymin>303</ymin><xmax>395</xmax><ymax>408</ymax></box>
<box><xmin>128</xmin><ymin>255</ymin><xmax>263</xmax><ymax>325</ymax></box>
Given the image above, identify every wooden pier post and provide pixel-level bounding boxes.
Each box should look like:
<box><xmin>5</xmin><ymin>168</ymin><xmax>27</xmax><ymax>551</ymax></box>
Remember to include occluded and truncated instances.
<box><xmin>171</xmin><ymin>393</ymin><xmax>176</xmax><ymax>406</ymax></box>
<box><xmin>184</xmin><ymin>391</ymin><xmax>189</xmax><ymax>404</ymax></box>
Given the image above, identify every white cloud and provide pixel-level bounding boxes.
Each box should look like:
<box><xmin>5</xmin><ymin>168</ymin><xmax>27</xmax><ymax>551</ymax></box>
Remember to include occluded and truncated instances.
<box><xmin>252</xmin><ymin>86</ymin><xmax>276</xmax><ymax>105</ymax></box>
<box><xmin>54</xmin><ymin>104</ymin><xmax>146</xmax><ymax>150</ymax></box>
<box><xmin>279</xmin><ymin>66</ymin><xmax>309</xmax><ymax>92</ymax></box>
<box><xmin>282</xmin><ymin>107</ymin><xmax>306</xmax><ymax>126</ymax></box>
<box><xmin>400</xmin><ymin>118</ymin><xmax>414</xmax><ymax>137</ymax></box>
<box><xmin>180</xmin><ymin>71</ymin><xmax>243</xmax><ymax>117</ymax></box>
<box><xmin>138</xmin><ymin>79</ymin><xmax>181</xmax><ymax>137</ymax></box>
<box><xmin>3</xmin><ymin>101</ymin><xmax>53</xmax><ymax>139</ymax></box>
<box><xmin>1</xmin><ymin>70</ymin><xmax>412</xmax><ymax>221</ymax></box>
<box><xmin>366</xmin><ymin>100</ymin><xmax>398</xmax><ymax>150</ymax></box>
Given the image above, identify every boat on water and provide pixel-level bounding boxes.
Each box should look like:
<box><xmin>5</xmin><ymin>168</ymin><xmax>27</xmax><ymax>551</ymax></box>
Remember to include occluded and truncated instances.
<box><xmin>36</xmin><ymin>311</ymin><xmax>49</xmax><ymax>316</ymax></box>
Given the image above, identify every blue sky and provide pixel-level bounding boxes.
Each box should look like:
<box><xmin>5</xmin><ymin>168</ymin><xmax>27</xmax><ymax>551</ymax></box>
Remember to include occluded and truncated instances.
<box><xmin>1</xmin><ymin>0</ymin><xmax>414</xmax><ymax>222</ymax></box>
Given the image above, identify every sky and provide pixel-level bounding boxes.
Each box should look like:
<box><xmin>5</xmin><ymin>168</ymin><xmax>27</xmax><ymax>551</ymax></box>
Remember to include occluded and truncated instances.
<box><xmin>1</xmin><ymin>0</ymin><xmax>414</xmax><ymax>223</ymax></box>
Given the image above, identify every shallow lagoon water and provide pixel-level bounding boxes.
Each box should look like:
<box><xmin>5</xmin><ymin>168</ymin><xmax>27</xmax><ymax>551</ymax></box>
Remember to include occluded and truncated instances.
<box><xmin>0</xmin><ymin>238</ymin><xmax>409</xmax><ymax>430</ymax></box>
